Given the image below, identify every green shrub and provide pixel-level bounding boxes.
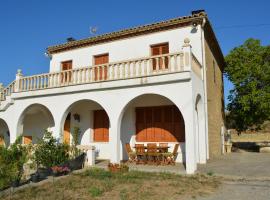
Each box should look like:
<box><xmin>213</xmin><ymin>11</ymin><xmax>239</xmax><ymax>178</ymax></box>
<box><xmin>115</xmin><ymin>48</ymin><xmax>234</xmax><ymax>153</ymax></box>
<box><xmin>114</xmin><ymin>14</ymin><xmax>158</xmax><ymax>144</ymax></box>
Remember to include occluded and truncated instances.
<box><xmin>0</xmin><ymin>136</ymin><xmax>29</xmax><ymax>190</ymax></box>
<box><xmin>34</xmin><ymin>130</ymin><xmax>69</xmax><ymax>168</ymax></box>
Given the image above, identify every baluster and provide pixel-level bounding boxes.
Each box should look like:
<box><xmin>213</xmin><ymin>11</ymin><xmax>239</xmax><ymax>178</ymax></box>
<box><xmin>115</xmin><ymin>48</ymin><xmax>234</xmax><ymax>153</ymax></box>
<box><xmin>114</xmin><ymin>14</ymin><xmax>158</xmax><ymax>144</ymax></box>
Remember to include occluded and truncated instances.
<box><xmin>106</xmin><ymin>64</ymin><xmax>109</xmax><ymax>80</ymax></box>
<box><xmin>116</xmin><ymin>64</ymin><xmax>118</xmax><ymax>79</ymax></box>
<box><xmin>127</xmin><ymin>62</ymin><xmax>130</xmax><ymax>78</ymax></box>
<box><xmin>168</xmin><ymin>55</ymin><xmax>172</xmax><ymax>71</ymax></box>
<box><xmin>173</xmin><ymin>55</ymin><xmax>177</xmax><ymax>71</ymax></box>
<box><xmin>36</xmin><ymin>76</ymin><xmax>39</xmax><ymax>90</ymax></box>
<box><xmin>133</xmin><ymin>61</ymin><xmax>136</xmax><ymax>77</ymax></box>
<box><xmin>143</xmin><ymin>60</ymin><xmax>147</xmax><ymax>76</ymax></box>
<box><xmin>162</xmin><ymin>56</ymin><xmax>165</xmax><ymax>70</ymax></box>
<box><xmin>111</xmin><ymin>65</ymin><xmax>115</xmax><ymax>80</ymax></box>
<box><xmin>101</xmin><ymin>65</ymin><xmax>105</xmax><ymax>80</ymax></box>
<box><xmin>34</xmin><ymin>77</ymin><xmax>37</xmax><ymax>90</ymax></box>
<box><xmin>180</xmin><ymin>53</ymin><xmax>184</xmax><ymax>71</ymax></box>
<box><xmin>155</xmin><ymin>57</ymin><xmax>159</xmax><ymax>72</ymax></box>
<box><xmin>79</xmin><ymin>69</ymin><xmax>82</xmax><ymax>83</ymax></box>
<box><xmin>121</xmin><ymin>63</ymin><xmax>125</xmax><ymax>79</ymax></box>
<box><xmin>137</xmin><ymin>61</ymin><xmax>141</xmax><ymax>76</ymax></box>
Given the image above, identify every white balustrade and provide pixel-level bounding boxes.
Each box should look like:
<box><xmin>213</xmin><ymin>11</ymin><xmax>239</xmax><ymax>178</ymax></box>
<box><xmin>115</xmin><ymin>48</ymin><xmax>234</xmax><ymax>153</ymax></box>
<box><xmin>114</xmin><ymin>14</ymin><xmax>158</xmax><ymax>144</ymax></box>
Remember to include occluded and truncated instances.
<box><xmin>0</xmin><ymin>51</ymin><xmax>202</xmax><ymax>102</ymax></box>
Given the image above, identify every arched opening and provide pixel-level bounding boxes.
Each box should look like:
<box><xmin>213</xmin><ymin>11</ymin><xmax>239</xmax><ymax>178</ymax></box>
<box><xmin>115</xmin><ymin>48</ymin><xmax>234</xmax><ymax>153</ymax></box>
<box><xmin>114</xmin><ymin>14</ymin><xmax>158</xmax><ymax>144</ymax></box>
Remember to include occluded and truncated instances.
<box><xmin>120</xmin><ymin>94</ymin><xmax>186</xmax><ymax>163</ymax></box>
<box><xmin>17</xmin><ymin>104</ymin><xmax>55</xmax><ymax>144</ymax></box>
<box><xmin>0</xmin><ymin>119</ymin><xmax>10</xmax><ymax>147</ymax></box>
<box><xmin>60</xmin><ymin>100</ymin><xmax>110</xmax><ymax>159</ymax></box>
<box><xmin>195</xmin><ymin>95</ymin><xmax>206</xmax><ymax>163</ymax></box>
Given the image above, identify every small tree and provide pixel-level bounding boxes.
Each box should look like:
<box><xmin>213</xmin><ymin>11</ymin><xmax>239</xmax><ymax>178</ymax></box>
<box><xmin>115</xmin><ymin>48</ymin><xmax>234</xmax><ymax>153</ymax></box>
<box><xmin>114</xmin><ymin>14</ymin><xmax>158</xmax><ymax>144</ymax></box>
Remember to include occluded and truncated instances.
<box><xmin>225</xmin><ymin>38</ymin><xmax>270</xmax><ymax>133</ymax></box>
<box><xmin>0</xmin><ymin>136</ymin><xmax>29</xmax><ymax>189</ymax></box>
<box><xmin>70</xmin><ymin>127</ymin><xmax>81</xmax><ymax>158</ymax></box>
<box><xmin>34</xmin><ymin>130</ymin><xmax>69</xmax><ymax>168</ymax></box>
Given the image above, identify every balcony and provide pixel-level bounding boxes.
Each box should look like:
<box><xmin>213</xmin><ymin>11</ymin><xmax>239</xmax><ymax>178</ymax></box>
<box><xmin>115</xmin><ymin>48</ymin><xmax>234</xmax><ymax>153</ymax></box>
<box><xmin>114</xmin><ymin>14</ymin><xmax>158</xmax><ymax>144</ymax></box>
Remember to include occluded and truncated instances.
<box><xmin>0</xmin><ymin>50</ymin><xmax>202</xmax><ymax>104</ymax></box>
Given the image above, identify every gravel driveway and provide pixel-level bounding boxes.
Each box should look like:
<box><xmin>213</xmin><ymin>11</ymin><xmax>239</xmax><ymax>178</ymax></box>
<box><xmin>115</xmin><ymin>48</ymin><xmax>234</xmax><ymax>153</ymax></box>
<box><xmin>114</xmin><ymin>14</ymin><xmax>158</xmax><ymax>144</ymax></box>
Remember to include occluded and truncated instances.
<box><xmin>196</xmin><ymin>152</ymin><xmax>270</xmax><ymax>200</ymax></box>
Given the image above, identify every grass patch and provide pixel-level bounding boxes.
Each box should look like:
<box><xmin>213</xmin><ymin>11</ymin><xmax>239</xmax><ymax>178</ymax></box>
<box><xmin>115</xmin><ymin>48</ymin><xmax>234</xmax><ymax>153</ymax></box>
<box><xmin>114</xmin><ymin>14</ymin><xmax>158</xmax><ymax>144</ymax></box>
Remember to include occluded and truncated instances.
<box><xmin>1</xmin><ymin>168</ymin><xmax>221</xmax><ymax>200</ymax></box>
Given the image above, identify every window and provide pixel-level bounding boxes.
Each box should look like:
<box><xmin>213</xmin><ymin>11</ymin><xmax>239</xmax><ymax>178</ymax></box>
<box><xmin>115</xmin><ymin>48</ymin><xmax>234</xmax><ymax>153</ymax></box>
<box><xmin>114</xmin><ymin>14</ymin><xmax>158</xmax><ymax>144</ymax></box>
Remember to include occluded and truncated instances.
<box><xmin>213</xmin><ymin>60</ymin><xmax>216</xmax><ymax>83</ymax></box>
<box><xmin>93</xmin><ymin>110</ymin><xmax>109</xmax><ymax>142</ymax></box>
<box><xmin>61</xmin><ymin>60</ymin><xmax>72</xmax><ymax>83</ymax></box>
<box><xmin>151</xmin><ymin>43</ymin><xmax>169</xmax><ymax>70</ymax></box>
<box><xmin>135</xmin><ymin>105</ymin><xmax>185</xmax><ymax>142</ymax></box>
<box><xmin>94</xmin><ymin>54</ymin><xmax>109</xmax><ymax>81</ymax></box>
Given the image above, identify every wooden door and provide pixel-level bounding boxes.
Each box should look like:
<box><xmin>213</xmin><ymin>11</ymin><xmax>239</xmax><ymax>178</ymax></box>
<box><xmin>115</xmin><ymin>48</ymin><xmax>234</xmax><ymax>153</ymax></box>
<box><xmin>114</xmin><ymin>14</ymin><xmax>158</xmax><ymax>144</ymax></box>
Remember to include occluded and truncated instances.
<box><xmin>93</xmin><ymin>110</ymin><xmax>109</xmax><ymax>142</ymax></box>
<box><xmin>63</xmin><ymin>114</ymin><xmax>71</xmax><ymax>144</ymax></box>
<box><xmin>23</xmin><ymin>136</ymin><xmax>32</xmax><ymax>145</ymax></box>
<box><xmin>61</xmin><ymin>60</ymin><xmax>72</xmax><ymax>83</ymax></box>
<box><xmin>0</xmin><ymin>136</ymin><xmax>4</xmax><ymax>146</ymax></box>
<box><xmin>151</xmin><ymin>43</ymin><xmax>169</xmax><ymax>70</ymax></box>
<box><xmin>94</xmin><ymin>54</ymin><xmax>109</xmax><ymax>81</ymax></box>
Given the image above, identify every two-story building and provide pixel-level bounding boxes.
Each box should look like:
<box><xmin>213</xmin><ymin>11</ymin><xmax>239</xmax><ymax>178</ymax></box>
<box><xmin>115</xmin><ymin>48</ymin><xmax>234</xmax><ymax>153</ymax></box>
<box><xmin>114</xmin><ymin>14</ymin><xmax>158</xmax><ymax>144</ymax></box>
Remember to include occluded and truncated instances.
<box><xmin>0</xmin><ymin>10</ymin><xmax>225</xmax><ymax>174</ymax></box>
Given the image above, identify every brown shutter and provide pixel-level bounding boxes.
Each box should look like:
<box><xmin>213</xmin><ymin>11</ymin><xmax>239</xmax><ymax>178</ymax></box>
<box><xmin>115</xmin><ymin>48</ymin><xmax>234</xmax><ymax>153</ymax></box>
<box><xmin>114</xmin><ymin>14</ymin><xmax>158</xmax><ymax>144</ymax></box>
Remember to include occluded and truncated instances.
<box><xmin>151</xmin><ymin>43</ymin><xmax>169</xmax><ymax>70</ymax></box>
<box><xmin>23</xmin><ymin>136</ymin><xmax>32</xmax><ymax>144</ymax></box>
<box><xmin>94</xmin><ymin>54</ymin><xmax>109</xmax><ymax>81</ymax></box>
<box><xmin>94</xmin><ymin>110</ymin><xmax>109</xmax><ymax>142</ymax></box>
<box><xmin>135</xmin><ymin>105</ymin><xmax>185</xmax><ymax>142</ymax></box>
<box><xmin>64</xmin><ymin>114</ymin><xmax>71</xmax><ymax>144</ymax></box>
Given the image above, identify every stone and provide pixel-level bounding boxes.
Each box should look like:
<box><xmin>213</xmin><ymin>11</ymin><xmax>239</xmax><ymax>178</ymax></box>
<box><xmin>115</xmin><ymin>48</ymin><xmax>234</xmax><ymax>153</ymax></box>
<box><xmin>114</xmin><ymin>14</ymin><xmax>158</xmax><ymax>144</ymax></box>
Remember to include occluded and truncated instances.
<box><xmin>260</xmin><ymin>147</ymin><xmax>270</xmax><ymax>153</ymax></box>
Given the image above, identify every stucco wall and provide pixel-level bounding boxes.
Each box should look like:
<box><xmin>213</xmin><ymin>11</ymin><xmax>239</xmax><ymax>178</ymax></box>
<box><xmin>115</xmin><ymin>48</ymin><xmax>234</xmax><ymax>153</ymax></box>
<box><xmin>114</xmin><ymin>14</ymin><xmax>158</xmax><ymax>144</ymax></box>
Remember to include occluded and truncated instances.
<box><xmin>49</xmin><ymin>26</ymin><xmax>203</xmax><ymax>72</ymax></box>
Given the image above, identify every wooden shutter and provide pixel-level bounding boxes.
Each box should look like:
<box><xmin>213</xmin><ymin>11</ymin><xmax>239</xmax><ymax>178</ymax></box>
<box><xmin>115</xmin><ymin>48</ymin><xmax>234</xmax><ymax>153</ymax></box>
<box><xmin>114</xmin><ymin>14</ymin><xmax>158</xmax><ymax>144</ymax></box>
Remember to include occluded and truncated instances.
<box><xmin>135</xmin><ymin>105</ymin><xmax>185</xmax><ymax>142</ymax></box>
<box><xmin>23</xmin><ymin>136</ymin><xmax>32</xmax><ymax>144</ymax></box>
<box><xmin>0</xmin><ymin>136</ymin><xmax>4</xmax><ymax>146</ymax></box>
<box><xmin>63</xmin><ymin>114</ymin><xmax>71</xmax><ymax>144</ymax></box>
<box><xmin>151</xmin><ymin>43</ymin><xmax>169</xmax><ymax>70</ymax></box>
<box><xmin>61</xmin><ymin>60</ymin><xmax>72</xmax><ymax>83</ymax></box>
<box><xmin>94</xmin><ymin>110</ymin><xmax>109</xmax><ymax>142</ymax></box>
<box><xmin>94</xmin><ymin>54</ymin><xmax>109</xmax><ymax>81</ymax></box>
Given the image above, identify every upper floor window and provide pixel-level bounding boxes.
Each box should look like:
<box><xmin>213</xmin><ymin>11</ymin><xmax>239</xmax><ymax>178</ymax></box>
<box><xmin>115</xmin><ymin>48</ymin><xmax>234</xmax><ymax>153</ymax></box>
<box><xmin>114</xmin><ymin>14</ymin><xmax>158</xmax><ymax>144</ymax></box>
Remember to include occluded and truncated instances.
<box><xmin>94</xmin><ymin>53</ymin><xmax>109</xmax><ymax>81</ymax></box>
<box><xmin>151</xmin><ymin>43</ymin><xmax>169</xmax><ymax>70</ymax></box>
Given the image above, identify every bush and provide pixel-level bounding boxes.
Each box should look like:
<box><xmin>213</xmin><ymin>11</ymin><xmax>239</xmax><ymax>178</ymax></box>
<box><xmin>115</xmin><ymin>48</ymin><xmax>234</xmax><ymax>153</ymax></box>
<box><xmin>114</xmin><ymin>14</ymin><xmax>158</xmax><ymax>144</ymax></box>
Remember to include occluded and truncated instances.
<box><xmin>34</xmin><ymin>130</ymin><xmax>69</xmax><ymax>168</ymax></box>
<box><xmin>0</xmin><ymin>136</ymin><xmax>29</xmax><ymax>190</ymax></box>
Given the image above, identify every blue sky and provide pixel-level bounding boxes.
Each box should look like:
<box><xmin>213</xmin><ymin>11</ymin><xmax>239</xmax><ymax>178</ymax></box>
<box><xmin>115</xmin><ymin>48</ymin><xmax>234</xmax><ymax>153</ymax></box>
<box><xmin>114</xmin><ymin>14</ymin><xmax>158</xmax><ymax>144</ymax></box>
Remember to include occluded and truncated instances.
<box><xmin>0</xmin><ymin>0</ymin><xmax>269</xmax><ymax>105</ymax></box>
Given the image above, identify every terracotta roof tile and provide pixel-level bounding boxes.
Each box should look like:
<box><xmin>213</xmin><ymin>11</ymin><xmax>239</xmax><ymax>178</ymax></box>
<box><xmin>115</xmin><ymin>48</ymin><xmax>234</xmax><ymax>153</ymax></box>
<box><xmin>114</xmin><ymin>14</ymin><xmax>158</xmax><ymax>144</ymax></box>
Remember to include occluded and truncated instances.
<box><xmin>47</xmin><ymin>12</ymin><xmax>207</xmax><ymax>54</ymax></box>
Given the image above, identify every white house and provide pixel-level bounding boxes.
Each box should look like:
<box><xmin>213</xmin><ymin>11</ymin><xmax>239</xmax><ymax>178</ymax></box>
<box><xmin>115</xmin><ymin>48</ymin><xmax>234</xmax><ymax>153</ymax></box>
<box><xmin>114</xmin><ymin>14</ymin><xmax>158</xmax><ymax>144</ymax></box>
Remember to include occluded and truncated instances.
<box><xmin>0</xmin><ymin>10</ymin><xmax>225</xmax><ymax>174</ymax></box>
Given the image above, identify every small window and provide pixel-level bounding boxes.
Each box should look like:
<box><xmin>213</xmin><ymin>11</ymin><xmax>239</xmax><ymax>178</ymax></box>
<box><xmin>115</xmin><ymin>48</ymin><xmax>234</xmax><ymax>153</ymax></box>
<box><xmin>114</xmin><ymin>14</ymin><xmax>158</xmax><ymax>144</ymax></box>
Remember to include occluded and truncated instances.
<box><xmin>213</xmin><ymin>60</ymin><xmax>216</xmax><ymax>83</ymax></box>
<box><xmin>151</xmin><ymin>43</ymin><xmax>169</xmax><ymax>70</ymax></box>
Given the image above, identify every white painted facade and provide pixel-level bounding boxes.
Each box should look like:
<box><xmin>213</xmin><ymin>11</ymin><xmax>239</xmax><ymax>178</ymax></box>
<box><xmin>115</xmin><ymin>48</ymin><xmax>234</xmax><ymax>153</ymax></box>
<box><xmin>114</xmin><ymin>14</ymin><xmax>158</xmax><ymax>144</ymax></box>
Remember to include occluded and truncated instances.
<box><xmin>0</xmin><ymin>20</ymin><xmax>211</xmax><ymax>174</ymax></box>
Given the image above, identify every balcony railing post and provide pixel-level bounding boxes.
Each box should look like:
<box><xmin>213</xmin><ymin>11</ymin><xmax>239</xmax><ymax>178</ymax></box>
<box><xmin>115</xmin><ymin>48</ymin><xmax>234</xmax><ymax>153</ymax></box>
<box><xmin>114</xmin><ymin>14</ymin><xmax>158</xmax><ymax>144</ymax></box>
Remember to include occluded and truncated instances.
<box><xmin>15</xmin><ymin>69</ymin><xmax>23</xmax><ymax>92</ymax></box>
<box><xmin>182</xmin><ymin>38</ymin><xmax>192</xmax><ymax>71</ymax></box>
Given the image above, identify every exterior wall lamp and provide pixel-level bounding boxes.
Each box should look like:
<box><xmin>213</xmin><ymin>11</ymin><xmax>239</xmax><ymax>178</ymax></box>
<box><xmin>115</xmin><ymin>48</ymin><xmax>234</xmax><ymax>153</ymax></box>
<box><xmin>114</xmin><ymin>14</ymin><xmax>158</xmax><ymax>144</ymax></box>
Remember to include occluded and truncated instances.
<box><xmin>73</xmin><ymin>113</ymin><xmax>80</xmax><ymax>122</ymax></box>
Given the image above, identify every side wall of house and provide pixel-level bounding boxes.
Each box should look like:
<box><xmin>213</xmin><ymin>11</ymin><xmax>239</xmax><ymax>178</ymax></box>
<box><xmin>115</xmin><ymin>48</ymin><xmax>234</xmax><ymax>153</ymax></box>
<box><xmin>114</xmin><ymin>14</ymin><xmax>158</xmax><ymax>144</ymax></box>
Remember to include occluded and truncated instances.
<box><xmin>204</xmin><ymin>36</ymin><xmax>225</xmax><ymax>158</ymax></box>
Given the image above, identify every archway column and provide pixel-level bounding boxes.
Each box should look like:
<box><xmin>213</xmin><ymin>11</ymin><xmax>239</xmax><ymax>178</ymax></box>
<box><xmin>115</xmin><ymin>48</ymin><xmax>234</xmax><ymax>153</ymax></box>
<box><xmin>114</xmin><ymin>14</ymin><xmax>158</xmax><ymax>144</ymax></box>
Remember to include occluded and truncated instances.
<box><xmin>109</xmin><ymin>110</ymin><xmax>121</xmax><ymax>163</ymax></box>
<box><xmin>181</xmin><ymin>103</ymin><xmax>197</xmax><ymax>174</ymax></box>
<box><xmin>51</xmin><ymin>112</ymin><xmax>63</xmax><ymax>142</ymax></box>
